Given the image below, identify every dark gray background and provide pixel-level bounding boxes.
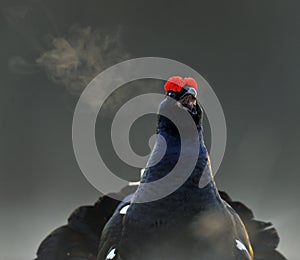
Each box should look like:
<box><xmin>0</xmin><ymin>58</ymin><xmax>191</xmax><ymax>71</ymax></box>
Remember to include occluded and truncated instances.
<box><xmin>0</xmin><ymin>0</ymin><xmax>299</xmax><ymax>259</ymax></box>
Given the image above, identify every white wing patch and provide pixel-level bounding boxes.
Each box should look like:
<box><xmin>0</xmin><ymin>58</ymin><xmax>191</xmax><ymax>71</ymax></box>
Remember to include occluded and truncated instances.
<box><xmin>120</xmin><ymin>204</ymin><xmax>130</xmax><ymax>215</ymax></box>
<box><xmin>235</xmin><ymin>239</ymin><xmax>251</xmax><ymax>258</ymax></box>
<box><xmin>106</xmin><ymin>248</ymin><xmax>116</xmax><ymax>260</ymax></box>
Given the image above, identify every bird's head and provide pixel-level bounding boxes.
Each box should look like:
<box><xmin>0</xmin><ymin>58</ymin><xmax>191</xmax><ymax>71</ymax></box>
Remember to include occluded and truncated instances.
<box><xmin>164</xmin><ymin>76</ymin><xmax>202</xmax><ymax>126</ymax></box>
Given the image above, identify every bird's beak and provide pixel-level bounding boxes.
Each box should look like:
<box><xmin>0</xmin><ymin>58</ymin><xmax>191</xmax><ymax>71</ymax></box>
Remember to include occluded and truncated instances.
<box><xmin>178</xmin><ymin>95</ymin><xmax>197</xmax><ymax>112</ymax></box>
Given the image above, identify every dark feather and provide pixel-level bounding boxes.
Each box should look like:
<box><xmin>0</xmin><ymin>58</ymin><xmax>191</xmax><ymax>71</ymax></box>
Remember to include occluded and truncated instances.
<box><xmin>34</xmin><ymin>188</ymin><xmax>136</xmax><ymax>260</ymax></box>
<box><xmin>219</xmin><ymin>191</ymin><xmax>287</xmax><ymax>260</ymax></box>
<box><xmin>35</xmin><ymin>187</ymin><xmax>286</xmax><ymax>260</ymax></box>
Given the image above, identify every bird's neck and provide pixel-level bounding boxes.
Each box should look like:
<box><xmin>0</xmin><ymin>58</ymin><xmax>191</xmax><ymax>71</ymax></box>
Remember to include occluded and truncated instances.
<box><xmin>133</xmin><ymin>116</ymin><xmax>221</xmax><ymax>207</ymax></box>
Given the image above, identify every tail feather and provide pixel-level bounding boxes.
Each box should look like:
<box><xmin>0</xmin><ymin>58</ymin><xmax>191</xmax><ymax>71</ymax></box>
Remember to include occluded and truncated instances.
<box><xmin>34</xmin><ymin>189</ymin><xmax>133</xmax><ymax>260</ymax></box>
<box><xmin>254</xmin><ymin>250</ymin><xmax>287</xmax><ymax>260</ymax></box>
<box><xmin>219</xmin><ymin>191</ymin><xmax>286</xmax><ymax>260</ymax></box>
<box><xmin>36</xmin><ymin>187</ymin><xmax>286</xmax><ymax>260</ymax></box>
<box><xmin>252</xmin><ymin>226</ymin><xmax>280</xmax><ymax>254</ymax></box>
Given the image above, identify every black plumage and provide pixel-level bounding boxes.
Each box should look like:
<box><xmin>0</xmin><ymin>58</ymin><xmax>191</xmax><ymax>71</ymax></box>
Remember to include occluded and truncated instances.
<box><xmin>219</xmin><ymin>191</ymin><xmax>286</xmax><ymax>260</ymax></box>
<box><xmin>35</xmin><ymin>94</ymin><xmax>286</xmax><ymax>260</ymax></box>
<box><xmin>96</xmin><ymin>96</ymin><xmax>286</xmax><ymax>260</ymax></box>
<box><xmin>34</xmin><ymin>186</ymin><xmax>136</xmax><ymax>260</ymax></box>
<box><xmin>35</xmin><ymin>187</ymin><xmax>286</xmax><ymax>260</ymax></box>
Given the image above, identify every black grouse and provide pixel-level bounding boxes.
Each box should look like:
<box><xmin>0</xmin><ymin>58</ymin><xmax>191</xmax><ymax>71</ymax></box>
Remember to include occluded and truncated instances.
<box><xmin>35</xmin><ymin>76</ymin><xmax>286</xmax><ymax>260</ymax></box>
<box><xmin>97</xmin><ymin>76</ymin><xmax>286</xmax><ymax>260</ymax></box>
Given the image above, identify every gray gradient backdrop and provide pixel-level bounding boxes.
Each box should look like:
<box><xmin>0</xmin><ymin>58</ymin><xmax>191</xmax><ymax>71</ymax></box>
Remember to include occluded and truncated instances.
<box><xmin>0</xmin><ymin>0</ymin><xmax>299</xmax><ymax>259</ymax></box>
